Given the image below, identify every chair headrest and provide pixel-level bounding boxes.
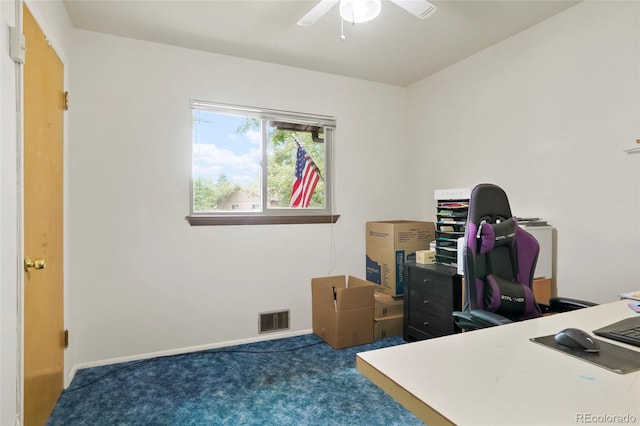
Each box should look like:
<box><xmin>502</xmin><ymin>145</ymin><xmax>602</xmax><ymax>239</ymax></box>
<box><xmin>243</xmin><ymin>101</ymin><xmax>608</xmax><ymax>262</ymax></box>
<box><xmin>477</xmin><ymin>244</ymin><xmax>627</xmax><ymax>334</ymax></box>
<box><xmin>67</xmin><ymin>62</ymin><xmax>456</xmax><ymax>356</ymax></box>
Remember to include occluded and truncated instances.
<box><xmin>468</xmin><ymin>184</ymin><xmax>512</xmax><ymax>225</ymax></box>
<box><xmin>479</xmin><ymin>217</ymin><xmax>517</xmax><ymax>254</ymax></box>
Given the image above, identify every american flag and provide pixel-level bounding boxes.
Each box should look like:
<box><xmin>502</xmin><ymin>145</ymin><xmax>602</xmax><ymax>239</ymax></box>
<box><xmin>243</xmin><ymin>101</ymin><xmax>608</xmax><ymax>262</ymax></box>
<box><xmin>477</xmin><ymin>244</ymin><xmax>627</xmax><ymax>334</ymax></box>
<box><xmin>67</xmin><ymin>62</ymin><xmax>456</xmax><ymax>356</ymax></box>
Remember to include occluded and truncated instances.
<box><xmin>289</xmin><ymin>143</ymin><xmax>321</xmax><ymax>208</ymax></box>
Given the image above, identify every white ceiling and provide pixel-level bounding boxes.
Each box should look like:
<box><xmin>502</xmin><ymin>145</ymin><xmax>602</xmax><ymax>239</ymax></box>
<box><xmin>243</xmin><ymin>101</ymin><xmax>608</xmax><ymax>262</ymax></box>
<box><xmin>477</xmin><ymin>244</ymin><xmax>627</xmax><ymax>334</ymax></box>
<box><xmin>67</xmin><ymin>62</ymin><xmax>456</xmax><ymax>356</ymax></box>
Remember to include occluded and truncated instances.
<box><xmin>62</xmin><ymin>0</ymin><xmax>580</xmax><ymax>87</ymax></box>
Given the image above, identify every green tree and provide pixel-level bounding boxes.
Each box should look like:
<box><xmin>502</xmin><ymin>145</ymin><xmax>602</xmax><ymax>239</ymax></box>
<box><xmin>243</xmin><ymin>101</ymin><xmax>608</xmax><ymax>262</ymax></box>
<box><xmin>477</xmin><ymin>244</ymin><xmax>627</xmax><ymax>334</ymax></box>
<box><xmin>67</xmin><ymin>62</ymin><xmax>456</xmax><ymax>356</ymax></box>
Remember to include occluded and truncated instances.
<box><xmin>193</xmin><ymin>177</ymin><xmax>215</xmax><ymax>211</ymax></box>
<box><xmin>266</xmin><ymin>129</ymin><xmax>325</xmax><ymax>207</ymax></box>
<box><xmin>193</xmin><ymin>174</ymin><xmax>241</xmax><ymax>211</ymax></box>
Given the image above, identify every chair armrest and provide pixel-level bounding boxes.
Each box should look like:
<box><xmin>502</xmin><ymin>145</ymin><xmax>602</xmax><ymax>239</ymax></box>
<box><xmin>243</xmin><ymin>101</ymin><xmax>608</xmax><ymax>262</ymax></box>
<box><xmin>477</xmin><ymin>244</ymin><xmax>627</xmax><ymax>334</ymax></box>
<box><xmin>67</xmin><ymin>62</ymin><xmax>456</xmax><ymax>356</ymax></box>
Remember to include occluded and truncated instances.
<box><xmin>452</xmin><ymin>311</ymin><xmax>476</xmax><ymax>330</ymax></box>
<box><xmin>470</xmin><ymin>310</ymin><xmax>514</xmax><ymax>327</ymax></box>
<box><xmin>547</xmin><ymin>297</ymin><xmax>597</xmax><ymax>313</ymax></box>
<box><xmin>453</xmin><ymin>310</ymin><xmax>513</xmax><ymax>330</ymax></box>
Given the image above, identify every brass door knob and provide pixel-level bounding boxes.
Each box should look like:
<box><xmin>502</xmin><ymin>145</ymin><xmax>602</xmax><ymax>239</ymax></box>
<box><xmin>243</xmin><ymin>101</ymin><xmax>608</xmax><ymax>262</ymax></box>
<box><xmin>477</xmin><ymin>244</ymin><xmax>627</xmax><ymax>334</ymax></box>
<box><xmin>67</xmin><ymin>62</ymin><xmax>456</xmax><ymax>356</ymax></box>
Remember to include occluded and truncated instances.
<box><xmin>24</xmin><ymin>257</ymin><xmax>46</xmax><ymax>271</ymax></box>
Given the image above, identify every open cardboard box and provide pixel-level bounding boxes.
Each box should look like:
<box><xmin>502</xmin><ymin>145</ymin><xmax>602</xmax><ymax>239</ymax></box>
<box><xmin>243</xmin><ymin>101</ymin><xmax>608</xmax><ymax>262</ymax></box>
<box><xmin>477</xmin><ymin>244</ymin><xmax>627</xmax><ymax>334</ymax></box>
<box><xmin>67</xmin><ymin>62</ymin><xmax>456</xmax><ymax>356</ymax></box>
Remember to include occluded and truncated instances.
<box><xmin>311</xmin><ymin>275</ymin><xmax>375</xmax><ymax>349</ymax></box>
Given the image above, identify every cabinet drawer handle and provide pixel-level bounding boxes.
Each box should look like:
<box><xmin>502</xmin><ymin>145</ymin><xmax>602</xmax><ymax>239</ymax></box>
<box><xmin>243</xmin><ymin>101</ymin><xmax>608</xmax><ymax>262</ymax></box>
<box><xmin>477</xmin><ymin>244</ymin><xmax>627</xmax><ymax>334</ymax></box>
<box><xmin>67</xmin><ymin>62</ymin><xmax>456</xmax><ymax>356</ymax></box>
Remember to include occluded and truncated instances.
<box><xmin>423</xmin><ymin>321</ymin><xmax>429</xmax><ymax>326</ymax></box>
<box><xmin>423</xmin><ymin>300</ymin><xmax>429</xmax><ymax>304</ymax></box>
<box><xmin>422</xmin><ymin>278</ymin><xmax>430</xmax><ymax>283</ymax></box>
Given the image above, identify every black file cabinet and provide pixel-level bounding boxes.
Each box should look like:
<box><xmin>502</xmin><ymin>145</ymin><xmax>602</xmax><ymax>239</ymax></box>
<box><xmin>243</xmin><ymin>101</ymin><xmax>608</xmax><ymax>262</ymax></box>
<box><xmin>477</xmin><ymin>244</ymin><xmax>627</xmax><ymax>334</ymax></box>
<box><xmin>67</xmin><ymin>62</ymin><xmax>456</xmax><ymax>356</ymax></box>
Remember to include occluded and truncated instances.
<box><xmin>404</xmin><ymin>262</ymin><xmax>463</xmax><ymax>341</ymax></box>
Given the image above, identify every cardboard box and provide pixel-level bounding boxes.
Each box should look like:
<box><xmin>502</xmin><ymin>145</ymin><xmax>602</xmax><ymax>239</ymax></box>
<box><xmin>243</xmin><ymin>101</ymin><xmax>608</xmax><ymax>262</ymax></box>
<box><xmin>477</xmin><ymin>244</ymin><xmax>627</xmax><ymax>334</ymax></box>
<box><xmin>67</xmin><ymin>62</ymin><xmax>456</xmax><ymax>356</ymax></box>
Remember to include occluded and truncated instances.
<box><xmin>533</xmin><ymin>278</ymin><xmax>552</xmax><ymax>305</ymax></box>
<box><xmin>374</xmin><ymin>292</ymin><xmax>404</xmax><ymax>319</ymax></box>
<box><xmin>366</xmin><ymin>221</ymin><xmax>435</xmax><ymax>296</ymax></box>
<box><xmin>374</xmin><ymin>315</ymin><xmax>403</xmax><ymax>339</ymax></box>
<box><xmin>311</xmin><ymin>275</ymin><xmax>375</xmax><ymax>349</ymax></box>
<box><xmin>416</xmin><ymin>249</ymin><xmax>436</xmax><ymax>265</ymax></box>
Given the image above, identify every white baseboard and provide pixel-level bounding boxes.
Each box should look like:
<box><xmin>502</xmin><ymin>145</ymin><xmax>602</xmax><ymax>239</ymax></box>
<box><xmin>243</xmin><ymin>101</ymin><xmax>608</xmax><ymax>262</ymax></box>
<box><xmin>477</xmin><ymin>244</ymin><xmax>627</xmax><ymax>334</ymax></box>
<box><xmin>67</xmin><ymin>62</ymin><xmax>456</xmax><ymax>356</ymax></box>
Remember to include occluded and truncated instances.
<box><xmin>66</xmin><ymin>328</ymin><xmax>313</xmax><ymax>388</ymax></box>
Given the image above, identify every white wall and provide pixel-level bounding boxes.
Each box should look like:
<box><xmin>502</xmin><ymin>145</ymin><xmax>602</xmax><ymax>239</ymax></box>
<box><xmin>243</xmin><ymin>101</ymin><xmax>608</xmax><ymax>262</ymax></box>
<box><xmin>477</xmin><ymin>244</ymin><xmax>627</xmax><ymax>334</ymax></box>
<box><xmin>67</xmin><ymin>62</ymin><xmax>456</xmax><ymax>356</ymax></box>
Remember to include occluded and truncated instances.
<box><xmin>407</xmin><ymin>1</ymin><xmax>640</xmax><ymax>303</ymax></box>
<box><xmin>68</xmin><ymin>30</ymin><xmax>410</xmax><ymax>369</ymax></box>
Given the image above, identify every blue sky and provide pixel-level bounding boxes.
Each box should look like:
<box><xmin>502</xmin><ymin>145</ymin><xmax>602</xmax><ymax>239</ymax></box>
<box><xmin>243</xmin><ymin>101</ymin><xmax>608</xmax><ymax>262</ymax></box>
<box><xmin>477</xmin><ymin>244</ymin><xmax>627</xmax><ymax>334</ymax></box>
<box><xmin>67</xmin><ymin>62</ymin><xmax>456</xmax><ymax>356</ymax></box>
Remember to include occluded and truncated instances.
<box><xmin>192</xmin><ymin>110</ymin><xmax>261</xmax><ymax>185</ymax></box>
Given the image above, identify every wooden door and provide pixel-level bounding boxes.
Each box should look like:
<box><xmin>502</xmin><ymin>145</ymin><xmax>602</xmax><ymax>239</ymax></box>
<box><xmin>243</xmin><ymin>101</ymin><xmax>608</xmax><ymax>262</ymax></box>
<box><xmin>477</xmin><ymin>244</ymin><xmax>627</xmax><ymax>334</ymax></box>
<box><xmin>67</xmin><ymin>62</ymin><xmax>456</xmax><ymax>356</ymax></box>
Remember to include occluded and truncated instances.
<box><xmin>23</xmin><ymin>5</ymin><xmax>65</xmax><ymax>425</ymax></box>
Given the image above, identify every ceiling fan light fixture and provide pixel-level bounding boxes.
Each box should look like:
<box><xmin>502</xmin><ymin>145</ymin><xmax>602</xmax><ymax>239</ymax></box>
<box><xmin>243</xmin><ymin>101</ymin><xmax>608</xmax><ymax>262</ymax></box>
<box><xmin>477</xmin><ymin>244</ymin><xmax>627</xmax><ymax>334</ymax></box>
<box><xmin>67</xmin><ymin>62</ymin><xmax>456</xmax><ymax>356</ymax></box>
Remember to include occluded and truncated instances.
<box><xmin>339</xmin><ymin>0</ymin><xmax>381</xmax><ymax>24</ymax></box>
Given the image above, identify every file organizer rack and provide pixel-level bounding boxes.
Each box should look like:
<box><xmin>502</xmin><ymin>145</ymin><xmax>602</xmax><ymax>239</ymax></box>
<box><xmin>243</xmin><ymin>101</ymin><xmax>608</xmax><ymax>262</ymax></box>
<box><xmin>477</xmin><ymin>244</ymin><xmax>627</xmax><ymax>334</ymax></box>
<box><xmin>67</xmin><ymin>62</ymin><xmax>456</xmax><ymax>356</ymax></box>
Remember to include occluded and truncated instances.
<box><xmin>434</xmin><ymin>188</ymin><xmax>470</xmax><ymax>267</ymax></box>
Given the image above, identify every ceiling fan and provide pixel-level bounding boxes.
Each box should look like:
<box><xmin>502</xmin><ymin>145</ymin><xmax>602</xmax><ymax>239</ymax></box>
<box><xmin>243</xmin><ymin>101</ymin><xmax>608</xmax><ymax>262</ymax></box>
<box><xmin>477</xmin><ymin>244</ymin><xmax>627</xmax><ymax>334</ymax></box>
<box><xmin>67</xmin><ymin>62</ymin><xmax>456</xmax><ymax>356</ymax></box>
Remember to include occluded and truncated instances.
<box><xmin>297</xmin><ymin>0</ymin><xmax>437</xmax><ymax>26</ymax></box>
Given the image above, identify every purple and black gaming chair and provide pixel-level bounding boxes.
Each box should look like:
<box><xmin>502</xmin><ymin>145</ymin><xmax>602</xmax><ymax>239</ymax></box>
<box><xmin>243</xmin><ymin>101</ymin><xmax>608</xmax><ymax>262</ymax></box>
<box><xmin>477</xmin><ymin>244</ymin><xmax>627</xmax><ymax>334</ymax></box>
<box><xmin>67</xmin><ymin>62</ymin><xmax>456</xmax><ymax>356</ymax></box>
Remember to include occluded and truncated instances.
<box><xmin>452</xmin><ymin>183</ymin><xmax>595</xmax><ymax>330</ymax></box>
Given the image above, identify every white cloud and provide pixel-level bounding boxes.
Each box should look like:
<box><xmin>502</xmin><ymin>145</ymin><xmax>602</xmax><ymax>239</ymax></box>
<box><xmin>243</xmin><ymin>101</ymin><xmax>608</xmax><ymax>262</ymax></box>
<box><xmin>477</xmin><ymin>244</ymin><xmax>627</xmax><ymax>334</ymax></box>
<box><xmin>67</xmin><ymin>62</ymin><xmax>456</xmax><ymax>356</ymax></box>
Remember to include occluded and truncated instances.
<box><xmin>246</xmin><ymin>129</ymin><xmax>261</xmax><ymax>145</ymax></box>
<box><xmin>193</xmin><ymin>144</ymin><xmax>260</xmax><ymax>186</ymax></box>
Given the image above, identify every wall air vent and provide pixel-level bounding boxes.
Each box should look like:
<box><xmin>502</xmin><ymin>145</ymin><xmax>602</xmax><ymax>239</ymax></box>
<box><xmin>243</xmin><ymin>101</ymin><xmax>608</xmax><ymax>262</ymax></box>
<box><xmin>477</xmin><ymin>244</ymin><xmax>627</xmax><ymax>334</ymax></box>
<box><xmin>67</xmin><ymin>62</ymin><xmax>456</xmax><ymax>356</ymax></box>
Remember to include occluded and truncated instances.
<box><xmin>259</xmin><ymin>310</ymin><xmax>290</xmax><ymax>334</ymax></box>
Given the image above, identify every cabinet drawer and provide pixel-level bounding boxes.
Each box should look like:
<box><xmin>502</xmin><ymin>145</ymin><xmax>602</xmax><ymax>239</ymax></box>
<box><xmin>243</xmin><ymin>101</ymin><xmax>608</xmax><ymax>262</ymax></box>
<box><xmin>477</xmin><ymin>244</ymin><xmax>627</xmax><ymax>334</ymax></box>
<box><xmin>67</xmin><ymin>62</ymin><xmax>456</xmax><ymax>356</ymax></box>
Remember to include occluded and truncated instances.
<box><xmin>409</xmin><ymin>267</ymin><xmax>451</xmax><ymax>291</ymax></box>
<box><xmin>405</xmin><ymin>325</ymin><xmax>433</xmax><ymax>341</ymax></box>
<box><xmin>408</xmin><ymin>311</ymin><xmax>452</xmax><ymax>336</ymax></box>
<box><xmin>407</xmin><ymin>281</ymin><xmax>453</xmax><ymax>318</ymax></box>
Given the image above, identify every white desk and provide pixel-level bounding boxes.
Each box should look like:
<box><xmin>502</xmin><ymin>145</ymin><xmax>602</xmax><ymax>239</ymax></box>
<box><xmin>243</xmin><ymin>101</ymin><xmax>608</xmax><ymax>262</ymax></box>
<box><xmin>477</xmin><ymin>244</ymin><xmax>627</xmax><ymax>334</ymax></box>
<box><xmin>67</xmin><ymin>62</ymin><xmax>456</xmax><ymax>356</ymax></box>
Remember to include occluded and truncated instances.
<box><xmin>357</xmin><ymin>300</ymin><xmax>640</xmax><ymax>425</ymax></box>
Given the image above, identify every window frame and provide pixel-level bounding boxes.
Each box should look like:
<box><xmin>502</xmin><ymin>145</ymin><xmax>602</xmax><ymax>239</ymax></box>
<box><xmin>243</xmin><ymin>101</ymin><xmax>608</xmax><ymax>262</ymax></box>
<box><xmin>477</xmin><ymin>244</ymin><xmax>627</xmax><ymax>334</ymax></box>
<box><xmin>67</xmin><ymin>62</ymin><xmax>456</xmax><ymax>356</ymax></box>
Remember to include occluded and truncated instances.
<box><xmin>186</xmin><ymin>100</ymin><xmax>339</xmax><ymax>226</ymax></box>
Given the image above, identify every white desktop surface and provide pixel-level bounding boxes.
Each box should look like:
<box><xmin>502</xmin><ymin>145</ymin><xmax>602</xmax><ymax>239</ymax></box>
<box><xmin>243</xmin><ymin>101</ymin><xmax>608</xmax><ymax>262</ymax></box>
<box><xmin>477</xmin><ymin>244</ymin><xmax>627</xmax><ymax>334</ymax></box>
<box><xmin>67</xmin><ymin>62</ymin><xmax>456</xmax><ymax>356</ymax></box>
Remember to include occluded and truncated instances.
<box><xmin>357</xmin><ymin>300</ymin><xmax>640</xmax><ymax>426</ymax></box>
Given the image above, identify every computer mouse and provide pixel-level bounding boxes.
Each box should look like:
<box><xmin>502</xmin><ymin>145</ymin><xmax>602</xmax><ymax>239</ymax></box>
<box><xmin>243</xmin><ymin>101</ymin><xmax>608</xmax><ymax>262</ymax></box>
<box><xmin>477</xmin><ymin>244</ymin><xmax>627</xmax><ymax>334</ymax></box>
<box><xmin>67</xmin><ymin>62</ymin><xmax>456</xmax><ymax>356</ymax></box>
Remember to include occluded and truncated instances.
<box><xmin>554</xmin><ymin>328</ymin><xmax>600</xmax><ymax>353</ymax></box>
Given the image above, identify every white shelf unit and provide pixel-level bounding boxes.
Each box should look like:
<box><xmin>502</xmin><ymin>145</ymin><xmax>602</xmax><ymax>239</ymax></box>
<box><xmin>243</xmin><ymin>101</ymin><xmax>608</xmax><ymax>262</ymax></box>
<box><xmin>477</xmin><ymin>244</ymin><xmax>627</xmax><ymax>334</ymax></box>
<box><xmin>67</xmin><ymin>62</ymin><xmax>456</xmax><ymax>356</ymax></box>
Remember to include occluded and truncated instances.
<box><xmin>434</xmin><ymin>188</ymin><xmax>470</xmax><ymax>267</ymax></box>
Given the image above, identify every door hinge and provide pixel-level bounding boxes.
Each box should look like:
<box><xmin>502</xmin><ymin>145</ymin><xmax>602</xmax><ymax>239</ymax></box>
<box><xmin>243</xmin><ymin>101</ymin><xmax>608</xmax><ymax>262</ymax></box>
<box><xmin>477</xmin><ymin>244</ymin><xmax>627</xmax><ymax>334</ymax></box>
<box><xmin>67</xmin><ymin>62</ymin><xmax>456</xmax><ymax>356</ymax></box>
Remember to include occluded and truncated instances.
<box><xmin>63</xmin><ymin>91</ymin><xmax>69</xmax><ymax>111</ymax></box>
<box><xmin>63</xmin><ymin>329</ymin><xmax>69</xmax><ymax>349</ymax></box>
<box><xmin>9</xmin><ymin>26</ymin><xmax>25</xmax><ymax>64</ymax></box>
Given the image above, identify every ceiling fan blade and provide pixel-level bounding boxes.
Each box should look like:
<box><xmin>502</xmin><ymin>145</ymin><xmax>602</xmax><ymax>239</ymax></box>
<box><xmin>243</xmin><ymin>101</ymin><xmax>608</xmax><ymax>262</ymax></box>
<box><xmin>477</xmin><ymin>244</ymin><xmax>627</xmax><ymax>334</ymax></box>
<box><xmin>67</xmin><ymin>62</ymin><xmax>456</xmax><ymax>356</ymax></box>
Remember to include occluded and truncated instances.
<box><xmin>390</xmin><ymin>0</ymin><xmax>437</xmax><ymax>19</ymax></box>
<box><xmin>297</xmin><ymin>0</ymin><xmax>339</xmax><ymax>26</ymax></box>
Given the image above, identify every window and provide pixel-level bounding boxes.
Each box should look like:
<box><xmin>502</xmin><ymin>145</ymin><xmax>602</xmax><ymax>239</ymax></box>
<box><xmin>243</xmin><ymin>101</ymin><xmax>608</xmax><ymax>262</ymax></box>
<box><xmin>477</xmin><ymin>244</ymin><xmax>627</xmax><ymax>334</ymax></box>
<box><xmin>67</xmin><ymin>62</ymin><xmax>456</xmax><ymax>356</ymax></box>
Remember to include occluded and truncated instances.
<box><xmin>187</xmin><ymin>100</ymin><xmax>339</xmax><ymax>225</ymax></box>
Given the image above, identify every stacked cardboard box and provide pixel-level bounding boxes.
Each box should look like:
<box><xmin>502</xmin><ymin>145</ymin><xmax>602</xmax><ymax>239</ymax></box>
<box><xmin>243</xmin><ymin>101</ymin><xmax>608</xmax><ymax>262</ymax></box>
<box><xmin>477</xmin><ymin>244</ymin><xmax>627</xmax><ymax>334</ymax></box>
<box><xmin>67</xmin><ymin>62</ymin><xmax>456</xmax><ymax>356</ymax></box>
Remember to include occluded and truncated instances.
<box><xmin>373</xmin><ymin>292</ymin><xmax>404</xmax><ymax>339</ymax></box>
<box><xmin>365</xmin><ymin>220</ymin><xmax>435</xmax><ymax>296</ymax></box>
<box><xmin>533</xmin><ymin>278</ymin><xmax>552</xmax><ymax>305</ymax></box>
<box><xmin>416</xmin><ymin>249</ymin><xmax>436</xmax><ymax>264</ymax></box>
<box><xmin>311</xmin><ymin>275</ymin><xmax>375</xmax><ymax>349</ymax></box>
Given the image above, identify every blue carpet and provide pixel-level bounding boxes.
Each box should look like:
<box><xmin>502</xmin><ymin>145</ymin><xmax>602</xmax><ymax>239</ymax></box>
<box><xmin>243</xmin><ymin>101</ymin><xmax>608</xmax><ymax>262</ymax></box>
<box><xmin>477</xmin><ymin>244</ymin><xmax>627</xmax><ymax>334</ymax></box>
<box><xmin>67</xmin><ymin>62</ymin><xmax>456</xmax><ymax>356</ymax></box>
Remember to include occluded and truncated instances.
<box><xmin>47</xmin><ymin>334</ymin><xmax>424</xmax><ymax>425</ymax></box>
